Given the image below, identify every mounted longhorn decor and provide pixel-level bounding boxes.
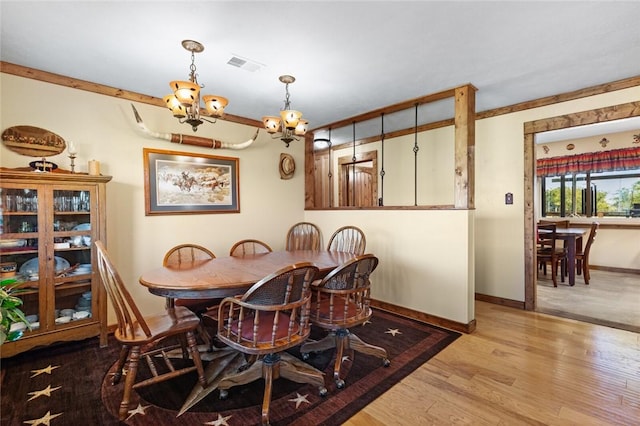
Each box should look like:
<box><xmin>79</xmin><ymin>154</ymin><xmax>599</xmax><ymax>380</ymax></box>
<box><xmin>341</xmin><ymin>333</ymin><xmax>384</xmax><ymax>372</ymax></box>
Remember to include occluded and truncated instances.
<box><xmin>131</xmin><ymin>104</ymin><xmax>258</xmax><ymax>150</ymax></box>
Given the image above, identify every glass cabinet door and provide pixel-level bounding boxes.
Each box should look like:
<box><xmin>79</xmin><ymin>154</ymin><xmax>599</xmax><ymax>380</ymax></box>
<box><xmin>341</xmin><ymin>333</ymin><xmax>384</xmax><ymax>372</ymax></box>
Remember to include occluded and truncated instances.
<box><xmin>0</xmin><ymin>185</ymin><xmax>96</xmax><ymax>339</ymax></box>
<box><xmin>51</xmin><ymin>188</ymin><xmax>95</xmax><ymax>328</ymax></box>
<box><xmin>0</xmin><ymin>186</ymin><xmax>41</xmax><ymax>338</ymax></box>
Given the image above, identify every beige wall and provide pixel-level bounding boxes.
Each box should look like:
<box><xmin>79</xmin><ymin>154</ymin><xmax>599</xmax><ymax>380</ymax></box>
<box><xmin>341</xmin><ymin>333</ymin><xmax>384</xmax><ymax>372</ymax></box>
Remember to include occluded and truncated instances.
<box><xmin>1</xmin><ymin>73</ymin><xmax>306</xmax><ymax>324</ymax></box>
<box><xmin>472</xmin><ymin>86</ymin><xmax>640</xmax><ymax>301</ymax></box>
<box><xmin>2</xmin><ymin>71</ymin><xmax>638</xmax><ymax>328</ymax></box>
<box><xmin>306</xmin><ymin>210</ymin><xmax>475</xmax><ymax>324</ymax></box>
<box><xmin>536</xmin><ymin>129</ymin><xmax>638</xmax><ymax>157</ymax></box>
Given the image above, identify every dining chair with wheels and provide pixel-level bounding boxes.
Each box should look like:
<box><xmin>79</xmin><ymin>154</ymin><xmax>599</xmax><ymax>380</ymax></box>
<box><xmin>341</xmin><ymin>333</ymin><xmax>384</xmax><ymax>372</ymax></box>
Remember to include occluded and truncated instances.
<box><xmin>327</xmin><ymin>225</ymin><xmax>366</xmax><ymax>255</ymax></box>
<box><xmin>536</xmin><ymin>223</ymin><xmax>566</xmax><ymax>287</ymax></box>
<box><xmin>301</xmin><ymin>254</ymin><xmax>389</xmax><ymax>389</ymax></box>
<box><xmin>285</xmin><ymin>221</ymin><xmax>322</xmax><ymax>251</ymax></box>
<box><xmin>211</xmin><ymin>262</ymin><xmax>326</xmax><ymax>425</ymax></box>
<box><xmin>229</xmin><ymin>239</ymin><xmax>273</xmax><ymax>256</ymax></box>
<box><xmin>94</xmin><ymin>241</ymin><xmax>206</xmax><ymax>421</ymax></box>
<box><xmin>575</xmin><ymin>222</ymin><xmax>599</xmax><ymax>285</ymax></box>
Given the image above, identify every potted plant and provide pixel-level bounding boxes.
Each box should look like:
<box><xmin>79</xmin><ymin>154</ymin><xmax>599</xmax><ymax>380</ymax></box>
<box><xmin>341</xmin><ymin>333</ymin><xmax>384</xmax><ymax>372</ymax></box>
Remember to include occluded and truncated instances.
<box><xmin>0</xmin><ymin>278</ymin><xmax>30</xmax><ymax>345</ymax></box>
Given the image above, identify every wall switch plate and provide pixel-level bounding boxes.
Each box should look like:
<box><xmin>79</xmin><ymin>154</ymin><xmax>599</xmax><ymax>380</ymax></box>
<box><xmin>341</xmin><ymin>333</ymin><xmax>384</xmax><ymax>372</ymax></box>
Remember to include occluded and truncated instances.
<box><xmin>505</xmin><ymin>192</ymin><xmax>513</xmax><ymax>205</ymax></box>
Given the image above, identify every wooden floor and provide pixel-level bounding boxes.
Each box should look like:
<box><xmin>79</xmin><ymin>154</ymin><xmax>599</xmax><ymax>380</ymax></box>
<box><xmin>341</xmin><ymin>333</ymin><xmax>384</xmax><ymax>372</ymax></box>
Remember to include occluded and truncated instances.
<box><xmin>344</xmin><ymin>301</ymin><xmax>640</xmax><ymax>425</ymax></box>
<box><xmin>537</xmin><ymin>269</ymin><xmax>640</xmax><ymax>333</ymax></box>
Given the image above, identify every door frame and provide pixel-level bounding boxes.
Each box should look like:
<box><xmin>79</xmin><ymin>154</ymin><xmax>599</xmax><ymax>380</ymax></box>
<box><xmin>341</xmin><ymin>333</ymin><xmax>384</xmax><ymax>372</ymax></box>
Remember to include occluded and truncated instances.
<box><xmin>337</xmin><ymin>151</ymin><xmax>378</xmax><ymax>207</ymax></box>
<box><xmin>523</xmin><ymin>101</ymin><xmax>640</xmax><ymax>310</ymax></box>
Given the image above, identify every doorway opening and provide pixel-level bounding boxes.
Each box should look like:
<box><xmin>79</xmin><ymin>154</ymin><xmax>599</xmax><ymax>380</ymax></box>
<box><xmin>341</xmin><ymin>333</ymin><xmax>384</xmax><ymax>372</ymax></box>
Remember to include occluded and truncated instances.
<box><xmin>524</xmin><ymin>101</ymin><xmax>640</xmax><ymax>333</ymax></box>
<box><xmin>338</xmin><ymin>151</ymin><xmax>378</xmax><ymax>207</ymax></box>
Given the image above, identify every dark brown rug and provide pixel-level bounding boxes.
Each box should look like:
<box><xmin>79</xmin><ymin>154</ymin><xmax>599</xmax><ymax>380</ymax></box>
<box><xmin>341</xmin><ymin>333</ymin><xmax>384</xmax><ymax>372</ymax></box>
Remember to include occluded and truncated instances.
<box><xmin>1</xmin><ymin>309</ymin><xmax>459</xmax><ymax>425</ymax></box>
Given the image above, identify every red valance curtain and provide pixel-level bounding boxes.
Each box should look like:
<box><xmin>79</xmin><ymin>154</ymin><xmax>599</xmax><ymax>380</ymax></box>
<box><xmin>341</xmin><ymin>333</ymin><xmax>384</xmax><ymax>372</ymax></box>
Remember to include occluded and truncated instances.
<box><xmin>536</xmin><ymin>146</ymin><xmax>640</xmax><ymax>177</ymax></box>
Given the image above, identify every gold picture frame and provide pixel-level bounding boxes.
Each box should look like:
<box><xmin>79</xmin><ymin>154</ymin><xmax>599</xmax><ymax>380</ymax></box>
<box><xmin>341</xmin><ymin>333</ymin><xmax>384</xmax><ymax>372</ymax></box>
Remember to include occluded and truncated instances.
<box><xmin>143</xmin><ymin>148</ymin><xmax>239</xmax><ymax>215</ymax></box>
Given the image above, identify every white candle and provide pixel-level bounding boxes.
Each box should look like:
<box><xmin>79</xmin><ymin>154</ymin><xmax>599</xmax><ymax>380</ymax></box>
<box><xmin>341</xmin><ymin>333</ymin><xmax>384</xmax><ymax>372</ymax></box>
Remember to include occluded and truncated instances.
<box><xmin>88</xmin><ymin>160</ymin><xmax>100</xmax><ymax>175</ymax></box>
<box><xmin>68</xmin><ymin>141</ymin><xmax>77</xmax><ymax>155</ymax></box>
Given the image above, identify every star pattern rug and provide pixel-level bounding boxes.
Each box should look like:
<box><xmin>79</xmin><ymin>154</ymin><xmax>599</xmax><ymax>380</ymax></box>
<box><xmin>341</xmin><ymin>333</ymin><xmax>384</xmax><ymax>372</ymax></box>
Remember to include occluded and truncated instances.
<box><xmin>1</xmin><ymin>309</ymin><xmax>460</xmax><ymax>426</ymax></box>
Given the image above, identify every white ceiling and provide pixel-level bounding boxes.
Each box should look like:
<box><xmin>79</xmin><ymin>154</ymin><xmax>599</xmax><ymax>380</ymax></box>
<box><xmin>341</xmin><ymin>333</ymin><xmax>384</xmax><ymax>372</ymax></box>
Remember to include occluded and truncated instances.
<box><xmin>1</xmin><ymin>1</ymin><xmax>639</xmax><ymax>146</ymax></box>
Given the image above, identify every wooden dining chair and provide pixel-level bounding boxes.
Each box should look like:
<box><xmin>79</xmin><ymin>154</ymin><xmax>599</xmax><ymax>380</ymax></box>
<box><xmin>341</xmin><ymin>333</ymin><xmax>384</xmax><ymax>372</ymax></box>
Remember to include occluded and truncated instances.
<box><xmin>229</xmin><ymin>239</ymin><xmax>273</xmax><ymax>256</ymax></box>
<box><xmin>575</xmin><ymin>222</ymin><xmax>599</xmax><ymax>285</ymax></box>
<box><xmin>163</xmin><ymin>243</ymin><xmax>216</xmax><ymax>268</ymax></box>
<box><xmin>327</xmin><ymin>225</ymin><xmax>366</xmax><ymax>255</ymax></box>
<box><xmin>301</xmin><ymin>254</ymin><xmax>389</xmax><ymax>389</ymax></box>
<box><xmin>212</xmin><ymin>262</ymin><xmax>326</xmax><ymax>425</ymax></box>
<box><xmin>163</xmin><ymin>243</ymin><xmax>217</xmax><ymax>314</ymax></box>
<box><xmin>536</xmin><ymin>223</ymin><xmax>566</xmax><ymax>287</ymax></box>
<box><xmin>285</xmin><ymin>222</ymin><xmax>322</xmax><ymax>251</ymax></box>
<box><xmin>539</xmin><ymin>219</ymin><xmax>570</xmax><ymax>228</ymax></box>
<box><xmin>163</xmin><ymin>244</ymin><xmax>218</xmax><ymax>347</ymax></box>
<box><xmin>538</xmin><ymin>219</ymin><xmax>570</xmax><ymax>250</ymax></box>
<box><xmin>94</xmin><ymin>241</ymin><xmax>206</xmax><ymax>420</ymax></box>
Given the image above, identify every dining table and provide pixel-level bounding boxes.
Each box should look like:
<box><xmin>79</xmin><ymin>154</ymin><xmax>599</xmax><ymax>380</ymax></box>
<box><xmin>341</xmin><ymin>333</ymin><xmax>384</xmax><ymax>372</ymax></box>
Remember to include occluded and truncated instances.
<box><xmin>138</xmin><ymin>249</ymin><xmax>361</xmax><ymax>415</ymax></box>
<box><xmin>139</xmin><ymin>249</ymin><xmax>360</xmax><ymax>301</ymax></box>
<box><xmin>541</xmin><ymin>227</ymin><xmax>588</xmax><ymax>286</ymax></box>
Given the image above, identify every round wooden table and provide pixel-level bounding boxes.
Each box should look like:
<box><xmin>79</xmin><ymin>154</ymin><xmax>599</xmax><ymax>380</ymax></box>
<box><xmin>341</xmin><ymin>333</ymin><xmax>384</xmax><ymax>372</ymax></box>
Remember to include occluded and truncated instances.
<box><xmin>139</xmin><ymin>250</ymin><xmax>359</xmax><ymax>300</ymax></box>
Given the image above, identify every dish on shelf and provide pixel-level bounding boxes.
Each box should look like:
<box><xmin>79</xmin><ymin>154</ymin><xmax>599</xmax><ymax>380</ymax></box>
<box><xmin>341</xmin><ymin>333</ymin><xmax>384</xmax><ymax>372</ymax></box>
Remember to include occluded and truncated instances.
<box><xmin>72</xmin><ymin>223</ymin><xmax>91</xmax><ymax>231</ymax></box>
<box><xmin>55</xmin><ymin>316</ymin><xmax>71</xmax><ymax>324</ymax></box>
<box><xmin>73</xmin><ymin>311</ymin><xmax>90</xmax><ymax>320</ymax></box>
<box><xmin>70</xmin><ymin>263</ymin><xmax>92</xmax><ymax>275</ymax></box>
<box><xmin>19</xmin><ymin>256</ymin><xmax>71</xmax><ymax>278</ymax></box>
<box><xmin>0</xmin><ymin>239</ymin><xmax>27</xmax><ymax>248</ymax></box>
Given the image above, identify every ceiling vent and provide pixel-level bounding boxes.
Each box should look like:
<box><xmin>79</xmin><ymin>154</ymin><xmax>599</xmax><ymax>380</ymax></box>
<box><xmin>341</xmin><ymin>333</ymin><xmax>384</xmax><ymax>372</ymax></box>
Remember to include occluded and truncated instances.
<box><xmin>227</xmin><ymin>55</ymin><xmax>264</xmax><ymax>72</ymax></box>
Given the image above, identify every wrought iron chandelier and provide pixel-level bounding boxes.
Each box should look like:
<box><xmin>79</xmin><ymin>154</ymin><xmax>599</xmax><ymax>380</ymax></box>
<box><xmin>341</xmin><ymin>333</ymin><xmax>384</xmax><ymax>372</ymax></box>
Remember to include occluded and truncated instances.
<box><xmin>163</xmin><ymin>40</ymin><xmax>228</xmax><ymax>132</ymax></box>
<box><xmin>262</xmin><ymin>75</ymin><xmax>308</xmax><ymax>147</ymax></box>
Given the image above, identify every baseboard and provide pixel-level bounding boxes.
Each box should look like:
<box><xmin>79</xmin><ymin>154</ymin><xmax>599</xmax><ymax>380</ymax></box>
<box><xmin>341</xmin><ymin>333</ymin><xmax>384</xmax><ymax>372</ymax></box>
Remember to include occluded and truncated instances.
<box><xmin>370</xmin><ymin>299</ymin><xmax>475</xmax><ymax>334</ymax></box>
<box><xmin>474</xmin><ymin>293</ymin><xmax>525</xmax><ymax>310</ymax></box>
<box><xmin>591</xmin><ymin>265</ymin><xmax>640</xmax><ymax>275</ymax></box>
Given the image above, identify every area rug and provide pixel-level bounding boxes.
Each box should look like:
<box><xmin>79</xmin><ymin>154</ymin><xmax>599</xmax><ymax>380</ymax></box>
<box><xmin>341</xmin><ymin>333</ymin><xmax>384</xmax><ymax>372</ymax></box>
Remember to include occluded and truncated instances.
<box><xmin>1</xmin><ymin>309</ymin><xmax>460</xmax><ymax>425</ymax></box>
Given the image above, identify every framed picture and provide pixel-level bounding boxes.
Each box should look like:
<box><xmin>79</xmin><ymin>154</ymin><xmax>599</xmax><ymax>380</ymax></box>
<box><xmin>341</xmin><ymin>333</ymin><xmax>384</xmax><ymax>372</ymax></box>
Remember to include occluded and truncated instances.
<box><xmin>143</xmin><ymin>148</ymin><xmax>239</xmax><ymax>215</ymax></box>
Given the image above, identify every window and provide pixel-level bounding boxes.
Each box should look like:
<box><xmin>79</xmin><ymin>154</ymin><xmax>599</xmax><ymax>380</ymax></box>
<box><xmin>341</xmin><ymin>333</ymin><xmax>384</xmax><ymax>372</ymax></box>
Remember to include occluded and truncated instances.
<box><xmin>541</xmin><ymin>170</ymin><xmax>640</xmax><ymax>217</ymax></box>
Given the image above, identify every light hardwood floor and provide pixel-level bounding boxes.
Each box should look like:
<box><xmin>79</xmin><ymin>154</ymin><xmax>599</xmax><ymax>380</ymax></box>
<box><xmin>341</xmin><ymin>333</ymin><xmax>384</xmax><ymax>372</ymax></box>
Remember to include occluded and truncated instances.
<box><xmin>537</xmin><ymin>269</ymin><xmax>640</xmax><ymax>333</ymax></box>
<box><xmin>345</xmin><ymin>301</ymin><xmax>640</xmax><ymax>425</ymax></box>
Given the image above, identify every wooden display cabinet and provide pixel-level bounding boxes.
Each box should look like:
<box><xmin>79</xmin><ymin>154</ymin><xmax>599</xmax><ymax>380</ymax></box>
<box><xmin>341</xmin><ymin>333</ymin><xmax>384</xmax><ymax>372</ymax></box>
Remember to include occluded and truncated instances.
<box><xmin>0</xmin><ymin>168</ymin><xmax>111</xmax><ymax>357</ymax></box>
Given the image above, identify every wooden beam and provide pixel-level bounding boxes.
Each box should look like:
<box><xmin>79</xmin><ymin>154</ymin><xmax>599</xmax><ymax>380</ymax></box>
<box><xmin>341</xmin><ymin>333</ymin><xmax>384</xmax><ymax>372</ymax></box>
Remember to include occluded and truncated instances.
<box><xmin>304</xmin><ymin>132</ymin><xmax>316</xmax><ymax>209</ymax></box>
<box><xmin>454</xmin><ymin>84</ymin><xmax>476</xmax><ymax>209</ymax></box>
<box><xmin>312</xmin><ymin>87</ymin><xmax>457</xmax><ymax>133</ymax></box>
<box><xmin>0</xmin><ymin>61</ymin><xmax>263</xmax><ymax>128</ymax></box>
<box><xmin>524</xmin><ymin>101</ymin><xmax>640</xmax><ymax>135</ymax></box>
<box><xmin>523</xmin><ymin>132</ymin><xmax>536</xmax><ymax>311</ymax></box>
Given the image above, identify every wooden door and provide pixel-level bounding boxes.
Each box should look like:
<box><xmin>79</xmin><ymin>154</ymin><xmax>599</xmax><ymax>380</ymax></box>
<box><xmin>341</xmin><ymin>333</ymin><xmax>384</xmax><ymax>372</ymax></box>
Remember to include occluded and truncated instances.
<box><xmin>338</xmin><ymin>151</ymin><xmax>377</xmax><ymax>207</ymax></box>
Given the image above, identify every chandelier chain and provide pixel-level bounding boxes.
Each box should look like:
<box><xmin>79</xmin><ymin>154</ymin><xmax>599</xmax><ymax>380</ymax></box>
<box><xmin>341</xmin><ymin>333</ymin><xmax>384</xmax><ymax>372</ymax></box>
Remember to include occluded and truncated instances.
<box><xmin>189</xmin><ymin>51</ymin><xmax>198</xmax><ymax>83</ymax></box>
<box><xmin>283</xmin><ymin>83</ymin><xmax>291</xmax><ymax>110</ymax></box>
